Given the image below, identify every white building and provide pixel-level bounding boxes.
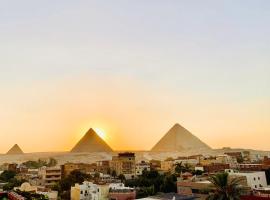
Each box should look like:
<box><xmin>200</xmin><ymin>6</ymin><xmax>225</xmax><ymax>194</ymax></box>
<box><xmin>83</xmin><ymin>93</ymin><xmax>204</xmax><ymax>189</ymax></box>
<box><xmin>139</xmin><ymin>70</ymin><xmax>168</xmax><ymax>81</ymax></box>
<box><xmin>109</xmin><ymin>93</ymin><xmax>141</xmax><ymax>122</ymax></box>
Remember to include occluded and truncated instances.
<box><xmin>71</xmin><ymin>182</ymin><xmax>134</xmax><ymax>200</ymax></box>
<box><xmin>71</xmin><ymin>181</ymin><xmax>102</xmax><ymax>200</ymax></box>
<box><xmin>109</xmin><ymin>183</ymin><xmax>131</xmax><ymax>190</ymax></box>
<box><xmin>174</xmin><ymin>159</ymin><xmax>199</xmax><ymax>166</ymax></box>
<box><xmin>226</xmin><ymin>170</ymin><xmax>267</xmax><ymax>190</ymax></box>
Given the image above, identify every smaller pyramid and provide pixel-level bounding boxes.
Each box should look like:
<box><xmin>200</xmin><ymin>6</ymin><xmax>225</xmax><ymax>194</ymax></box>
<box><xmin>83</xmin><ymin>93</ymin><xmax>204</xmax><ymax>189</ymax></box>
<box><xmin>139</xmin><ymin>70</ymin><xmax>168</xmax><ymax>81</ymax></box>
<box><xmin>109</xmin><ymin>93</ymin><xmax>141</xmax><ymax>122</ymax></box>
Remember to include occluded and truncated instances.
<box><xmin>71</xmin><ymin>128</ymin><xmax>113</xmax><ymax>153</ymax></box>
<box><xmin>6</xmin><ymin>144</ymin><xmax>24</xmax><ymax>155</ymax></box>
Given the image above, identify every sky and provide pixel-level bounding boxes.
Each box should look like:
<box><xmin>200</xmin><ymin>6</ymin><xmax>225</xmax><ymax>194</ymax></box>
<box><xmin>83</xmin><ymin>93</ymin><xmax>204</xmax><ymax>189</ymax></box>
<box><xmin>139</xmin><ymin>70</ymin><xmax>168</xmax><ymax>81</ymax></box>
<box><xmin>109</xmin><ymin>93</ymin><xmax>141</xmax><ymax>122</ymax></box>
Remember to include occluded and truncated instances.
<box><xmin>0</xmin><ymin>1</ymin><xmax>269</xmax><ymax>153</ymax></box>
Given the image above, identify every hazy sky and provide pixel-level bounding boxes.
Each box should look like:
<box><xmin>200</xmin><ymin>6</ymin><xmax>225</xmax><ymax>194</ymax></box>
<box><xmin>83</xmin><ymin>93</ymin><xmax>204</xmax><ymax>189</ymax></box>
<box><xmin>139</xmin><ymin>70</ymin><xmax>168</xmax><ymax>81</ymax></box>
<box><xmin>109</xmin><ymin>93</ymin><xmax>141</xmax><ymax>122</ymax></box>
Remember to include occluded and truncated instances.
<box><xmin>0</xmin><ymin>1</ymin><xmax>269</xmax><ymax>153</ymax></box>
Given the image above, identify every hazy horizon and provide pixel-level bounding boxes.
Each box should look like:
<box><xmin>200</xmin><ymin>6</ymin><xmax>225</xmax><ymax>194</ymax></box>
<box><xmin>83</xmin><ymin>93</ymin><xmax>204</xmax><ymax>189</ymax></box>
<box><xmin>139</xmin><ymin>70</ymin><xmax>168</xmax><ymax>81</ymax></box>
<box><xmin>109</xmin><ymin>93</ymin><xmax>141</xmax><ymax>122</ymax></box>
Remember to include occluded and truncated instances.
<box><xmin>0</xmin><ymin>1</ymin><xmax>269</xmax><ymax>153</ymax></box>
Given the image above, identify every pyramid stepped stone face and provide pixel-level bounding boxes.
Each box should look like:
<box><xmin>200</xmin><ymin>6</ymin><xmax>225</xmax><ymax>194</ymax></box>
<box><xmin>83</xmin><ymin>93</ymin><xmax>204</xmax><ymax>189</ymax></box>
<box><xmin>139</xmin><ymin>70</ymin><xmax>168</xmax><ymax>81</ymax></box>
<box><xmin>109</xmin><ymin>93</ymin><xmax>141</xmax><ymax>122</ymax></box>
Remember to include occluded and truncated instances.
<box><xmin>151</xmin><ymin>123</ymin><xmax>211</xmax><ymax>152</ymax></box>
<box><xmin>6</xmin><ymin>144</ymin><xmax>24</xmax><ymax>155</ymax></box>
<box><xmin>71</xmin><ymin>128</ymin><xmax>113</xmax><ymax>153</ymax></box>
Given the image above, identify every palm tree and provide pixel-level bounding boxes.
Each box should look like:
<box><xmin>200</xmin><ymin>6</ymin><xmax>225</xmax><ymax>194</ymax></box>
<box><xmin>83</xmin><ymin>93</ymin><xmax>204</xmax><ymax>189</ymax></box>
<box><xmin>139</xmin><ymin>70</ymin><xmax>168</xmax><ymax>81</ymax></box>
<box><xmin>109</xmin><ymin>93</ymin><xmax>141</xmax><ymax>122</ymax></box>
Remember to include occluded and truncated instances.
<box><xmin>118</xmin><ymin>174</ymin><xmax>126</xmax><ymax>183</ymax></box>
<box><xmin>207</xmin><ymin>172</ymin><xmax>245</xmax><ymax>200</ymax></box>
<box><xmin>183</xmin><ymin>163</ymin><xmax>192</xmax><ymax>173</ymax></box>
<box><xmin>174</xmin><ymin>162</ymin><xmax>184</xmax><ymax>174</ymax></box>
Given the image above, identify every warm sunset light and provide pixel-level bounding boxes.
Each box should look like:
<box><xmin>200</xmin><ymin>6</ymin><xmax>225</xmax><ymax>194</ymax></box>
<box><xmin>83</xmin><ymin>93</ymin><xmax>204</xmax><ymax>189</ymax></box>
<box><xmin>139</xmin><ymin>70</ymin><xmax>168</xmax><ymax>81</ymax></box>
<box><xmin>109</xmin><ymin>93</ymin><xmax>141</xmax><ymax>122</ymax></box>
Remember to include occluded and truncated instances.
<box><xmin>93</xmin><ymin>128</ymin><xmax>107</xmax><ymax>140</ymax></box>
<box><xmin>1</xmin><ymin>2</ymin><xmax>270</xmax><ymax>199</ymax></box>
<box><xmin>0</xmin><ymin>1</ymin><xmax>269</xmax><ymax>154</ymax></box>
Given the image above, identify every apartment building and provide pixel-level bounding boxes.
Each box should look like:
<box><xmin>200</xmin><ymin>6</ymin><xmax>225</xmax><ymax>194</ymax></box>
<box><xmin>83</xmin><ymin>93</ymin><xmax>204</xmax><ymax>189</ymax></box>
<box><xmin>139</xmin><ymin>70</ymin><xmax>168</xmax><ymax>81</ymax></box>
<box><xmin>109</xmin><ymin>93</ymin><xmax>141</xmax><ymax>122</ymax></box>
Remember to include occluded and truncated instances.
<box><xmin>38</xmin><ymin>166</ymin><xmax>61</xmax><ymax>187</ymax></box>
<box><xmin>71</xmin><ymin>182</ymin><xmax>135</xmax><ymax>200</ymax></box>
<box><xmin>61</xmin><ymin>163</ymin><xmax>97</xmax><ymax>177</ymax></box>
<box><xmin>160</xmin><ymin>160</ymin><xmax>174</xmax><ymax>172</ymax></box>
<box><xmin>71</xmin><ymin>181</ymin><xmax>105</xmax><ymax>200</ymax></box>
<box><xmin>227</xmin><ymin>170</ymin><xmax>267</xmax><ymax>190</ymax></box>
<box><xmin>96</xmin><ymin>161</ymin><xmax>110</xmax><ymax>174</ymax></box>
<box><xmin>110</xmin><ymin>153</ymin><xmax>136</xmax><ymax>179</ymax></box>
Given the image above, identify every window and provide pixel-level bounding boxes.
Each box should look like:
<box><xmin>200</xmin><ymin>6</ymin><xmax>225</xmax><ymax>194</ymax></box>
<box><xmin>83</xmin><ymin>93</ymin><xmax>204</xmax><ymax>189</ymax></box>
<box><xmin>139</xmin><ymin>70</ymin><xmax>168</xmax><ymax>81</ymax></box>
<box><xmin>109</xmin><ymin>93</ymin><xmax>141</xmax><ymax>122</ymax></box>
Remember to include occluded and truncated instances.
<box><xmin>255</xmin><ymin>185</ymin><xmax>257</xmax><ymax>188</ymax></box>
<box><xmin>254</xmin><ymin>177</ymin><xmax>256</xmax><ymax>181</ymax></box>
<box><xmin>258</xmin><ymin>177</ymin><xmax>260</xmax><ymax>180</ymax></box>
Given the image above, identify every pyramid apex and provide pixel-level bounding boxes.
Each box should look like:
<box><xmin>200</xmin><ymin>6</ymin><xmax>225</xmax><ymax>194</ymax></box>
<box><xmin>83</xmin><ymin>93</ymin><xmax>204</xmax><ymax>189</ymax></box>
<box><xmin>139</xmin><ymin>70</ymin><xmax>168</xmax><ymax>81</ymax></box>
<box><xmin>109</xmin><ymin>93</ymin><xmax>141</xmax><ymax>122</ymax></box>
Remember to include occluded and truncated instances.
<box><xmin>86</xmin><ymin>128</ymin><xmax>95</xmax><ymax>133</ymax></box>
<box><xmin>173</xmin><ymin>123</ymin><xmax>181</xmax><ymax>127</ymax></box>
<box><xmin>71</xmin><ymin>127</ymin><xmax>113</xmax><ymax>153</ymax></box>
<box><xmin>171</xmin><ymin>123</ymin><xmax>185</xmax><ymax>130</ymax></box>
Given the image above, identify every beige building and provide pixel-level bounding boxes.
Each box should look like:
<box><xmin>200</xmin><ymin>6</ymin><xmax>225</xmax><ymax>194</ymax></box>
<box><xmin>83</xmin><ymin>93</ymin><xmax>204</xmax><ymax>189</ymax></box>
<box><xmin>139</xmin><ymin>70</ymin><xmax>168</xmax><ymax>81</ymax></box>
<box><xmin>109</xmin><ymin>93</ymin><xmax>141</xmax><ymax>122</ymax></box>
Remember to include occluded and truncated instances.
<box><xmin>39</xmin><ymin>166</ymin><xmax>61</xmax><ymax>187</ymax></box>
<box><xmin>14</xmin><ymin>182</ymin><xmax>58</xmax><ymax>200</ymax></box>
<box><xmin>61</xmin><ymin>163</ymin><xmax>97</xmax><ymax>177</ymax></box>
<box><xmin>71</xmin><ymin>181</ymin><xmax>109</xmax><ymax>200</ymax></box>
<box><xmin>110</xmin><ymin>153</ymin><xmax>136</xmax><ymax>179</ymax></box>
<box><xmin>160</xmin><ymin>160</ymin><xmax>174</xmax><ymax>172</ymax></box>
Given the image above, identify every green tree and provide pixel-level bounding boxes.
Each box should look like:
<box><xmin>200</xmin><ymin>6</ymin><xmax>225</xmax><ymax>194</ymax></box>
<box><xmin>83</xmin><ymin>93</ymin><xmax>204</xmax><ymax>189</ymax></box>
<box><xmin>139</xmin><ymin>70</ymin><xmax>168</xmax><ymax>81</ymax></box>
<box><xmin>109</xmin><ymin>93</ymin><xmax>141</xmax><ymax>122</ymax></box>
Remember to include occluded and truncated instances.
<box><xmin>47</xmin><ymin>158</ymin><xmax>57</xmax><ymax>167</ymax></box>
<box><xmin>94</xmin><ymin>172</ymin><xmax>100</xmax><ymax>181</ymax></box>
<box><xmin>3</xmin><ymin>178</ymin><xmax>24</xmax><ymax>191</ymax></box>
<box><xmin>0</xmin><ymin>170</ymin><xmax>16</xmax><ymax>182</ymax></box>
<box><xmin>183</xmin><ymin>163</ymin><xmax>192</xmax><ymax>173</ymax></box>
<box><xmin>107</xmin><ymin>167</ymin><xmax>111</xmax><ymax>175</ymax></box>
<box><xmin>111</xmin><ymin>170</ymin><xmax>117</xmax><ymax>178</ymax></box>
<box><xmin>118</xmin><ymin>174</ymin><xmax>126</xmax><ymax>183</ymax></box>
<box><xmin>53</xmin><ymin>170</ymin><xmax>90</xmax><ymax>198</ymax></box>
<box><xmin>174</xmin><ymin>162</ymin><xmax>184</xmax><ymax>174</ymax></box>
<box><xmin>125</xmin><ymin>169</ymin><xmax>177</xmax><ymax>197</ymax></box>
<box><xmin>207</xmin><ymin>172</ymin><xmax>245</xmax><ymax>200</ymax></box>
<box><xmin>160</xmin><ymin>173</ymin><xmax>177</xmax><ymax>193</ymax></box>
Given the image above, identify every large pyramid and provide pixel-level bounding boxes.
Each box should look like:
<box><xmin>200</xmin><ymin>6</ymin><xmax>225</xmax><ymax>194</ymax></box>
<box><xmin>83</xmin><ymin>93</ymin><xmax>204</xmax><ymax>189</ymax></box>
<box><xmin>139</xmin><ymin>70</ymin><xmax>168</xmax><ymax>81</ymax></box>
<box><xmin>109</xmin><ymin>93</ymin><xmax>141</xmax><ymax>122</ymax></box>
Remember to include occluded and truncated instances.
<box><xmin>151</xmin><ymin>123</ymin><xmax>211</xmax><ymax>152</ymax></box>
<box><xmin>6</xmin><ymin>144</ymin><xmax>24</xmax><ymax>155</ymax></box>
<box><xmin>71</xmin><ymin>128</ymin><xmax>113</xmax><ymax>152</ymax></box>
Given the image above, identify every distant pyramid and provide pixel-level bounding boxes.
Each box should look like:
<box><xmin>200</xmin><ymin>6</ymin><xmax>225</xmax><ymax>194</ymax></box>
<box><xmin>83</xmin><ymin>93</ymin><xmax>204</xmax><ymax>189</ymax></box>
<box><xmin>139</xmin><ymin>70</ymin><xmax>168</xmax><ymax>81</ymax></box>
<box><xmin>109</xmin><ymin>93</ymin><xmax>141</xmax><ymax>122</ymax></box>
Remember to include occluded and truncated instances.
<box><xmin>71</xmin><ymin>128</ymin><xmax>113</xmax><ymax>152</ymax></box>
<box><xmin>151</xmin><ymin>123</ymin><xmax>210</xmax><ymax>152</ymax></box>
<box><xmin>6</xmin><ymin>144</ymin><xmax>24</xmax><ymax>155</ymax></box>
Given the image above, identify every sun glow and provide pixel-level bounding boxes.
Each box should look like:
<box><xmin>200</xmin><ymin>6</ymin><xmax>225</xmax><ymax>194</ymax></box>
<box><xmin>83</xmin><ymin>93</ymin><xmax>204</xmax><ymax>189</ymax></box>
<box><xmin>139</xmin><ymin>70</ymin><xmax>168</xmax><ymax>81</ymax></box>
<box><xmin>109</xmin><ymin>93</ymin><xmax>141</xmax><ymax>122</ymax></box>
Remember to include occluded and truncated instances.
<box><xmin>94</xmin><ymin>128</ymin><xmax>107</xmax><ymax>140</ymax></box>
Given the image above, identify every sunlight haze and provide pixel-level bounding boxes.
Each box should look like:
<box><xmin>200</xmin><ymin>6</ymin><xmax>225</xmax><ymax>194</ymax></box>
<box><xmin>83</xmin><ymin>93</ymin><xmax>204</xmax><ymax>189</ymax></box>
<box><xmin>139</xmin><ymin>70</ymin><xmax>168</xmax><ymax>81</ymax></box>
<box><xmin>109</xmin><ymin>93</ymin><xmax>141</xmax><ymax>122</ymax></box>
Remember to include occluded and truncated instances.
<box><xmin>0</xmin><ymin>1</ymin><xmax>269</xmax><ymax>153</ymax></box>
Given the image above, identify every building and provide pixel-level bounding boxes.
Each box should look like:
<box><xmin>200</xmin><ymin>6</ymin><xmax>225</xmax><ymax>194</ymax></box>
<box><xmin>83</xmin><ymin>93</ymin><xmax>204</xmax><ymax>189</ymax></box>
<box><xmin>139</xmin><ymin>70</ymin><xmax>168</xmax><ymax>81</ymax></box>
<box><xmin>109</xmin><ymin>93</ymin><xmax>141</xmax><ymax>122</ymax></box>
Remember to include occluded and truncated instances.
<box><xmin>14</xmin><ymin>182</ymin><xmax>58</xmax><ymax>200</ymax></box>
<box><xmin>71</xmin><ymin>182</ymin><xmax>135</xmax><ymax>200</ymax></box>
<box><xmin>135</xmin><ymin>161</ymin><xmax>150</xmax><ymax>176</ymax></box>
<box><xmin>7</xmin><ymin>192</ymin><xmax>25</xmax><ymax>200</ymax></box>
<box><xmin>160</xmin><ymin>160</ymin><xmax>174</xmax><ymax>172</ymax></box>
<box><xmin>177</xmin><ymin>179</ymin><xmax>213</xmax><ymax>199</ymax></box>
<box><xmin>97</xmin><ymin>161</ymin><xmax>111</xmax><ymax>174</ymax></box>
<box><xmin>71</xmin><ymin>181</ymin><xmax>106</xmax><ymax>200</ymax></box>
<box><xmin>38</xmin><ymin>166</ymin><xmax>61</xmax><ymax>188</ymax></box>
<box><xmin>215</xmin><ymin>155</ymin><xmax>238</xmax><ymax>168</ymax></box>
<box><xmin>263</xmin><ymin>157</ymin><xmax>270</xmax><ymax>166</ymax></box>
<box><xmin>108</xmin><ymin>183</ymin><xmax>136</xmax><ymax>200</ymax></box>
<box><xmin>139</xmin><ymin>193</ymin><xmax>196</xmax><ymax>200</ymax></box>
<box><xmin>225</xmin><ymin>152</ymin><xmax>243</xmax><ymax>163</ymax></box>
<box><xmin>227</xmin><ymin>170</ymin><xmax>267</xmax><ymax>190</ymax></box>
<box><xmin>149</xmin><ymin>160</ymin><xmax>161</xmax><ymax>170</ymax></box>
<box><xmin>61</xmin><ymin>163</ymin><xmax>97</xmax><ymax>177</ymax></box>
<box><xmin>242</xmin><ymin>151</ymin><xmax>251</xmax><ymax>163</ymax></box>
<box><xmin>199</xmin><ymin>163</ymin><xmax>230</xmax><ymax>173</ymax></box>
<box><xmin>110</xmin><ymin>153</ymin><xmax>136</xmax><ymax>179</ymax></box>
<box><xmin>174</xmin><ymin>158</ymin><xmax>199</xmax><ymax>167</ymax></box>
<box><xmin>238</xmin><ymin>164</ymin><xmax>265</xmax><ymax>172</ymax></box>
